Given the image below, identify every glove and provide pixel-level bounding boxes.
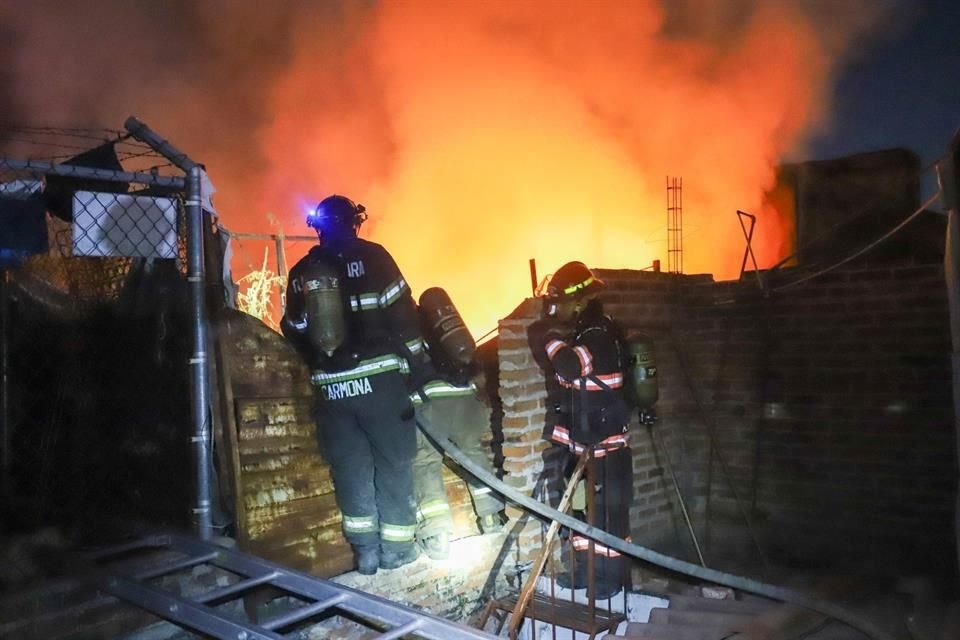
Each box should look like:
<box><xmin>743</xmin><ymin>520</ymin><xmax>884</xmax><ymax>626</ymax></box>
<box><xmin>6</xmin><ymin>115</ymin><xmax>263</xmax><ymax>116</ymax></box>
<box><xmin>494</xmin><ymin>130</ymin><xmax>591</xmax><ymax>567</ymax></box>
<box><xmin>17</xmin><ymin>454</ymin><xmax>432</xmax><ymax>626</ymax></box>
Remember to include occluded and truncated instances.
<box><xmin>527</xmin><ymin>319</ymin><xmax>571</xmax><ymax>352</ymax></box>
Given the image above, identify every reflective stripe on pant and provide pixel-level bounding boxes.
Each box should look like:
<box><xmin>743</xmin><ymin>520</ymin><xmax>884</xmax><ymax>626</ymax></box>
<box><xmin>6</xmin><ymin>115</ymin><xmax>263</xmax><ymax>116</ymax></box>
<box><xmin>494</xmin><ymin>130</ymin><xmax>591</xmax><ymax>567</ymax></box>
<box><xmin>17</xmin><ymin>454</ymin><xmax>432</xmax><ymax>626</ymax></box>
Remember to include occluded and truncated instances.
<box><xmin>413</xmin><ymin>427</ymin><xmax>454</xmax><ymax>537</ymax></box>
<box><xmin>315</xmin><ymin>369</ymin><xmax>417</xmax><ymax>550</ymax></box>
<box><xmin>413</xmin><ymin>391</ymin><xmax>504</xmax><ymax>536</ymax></box>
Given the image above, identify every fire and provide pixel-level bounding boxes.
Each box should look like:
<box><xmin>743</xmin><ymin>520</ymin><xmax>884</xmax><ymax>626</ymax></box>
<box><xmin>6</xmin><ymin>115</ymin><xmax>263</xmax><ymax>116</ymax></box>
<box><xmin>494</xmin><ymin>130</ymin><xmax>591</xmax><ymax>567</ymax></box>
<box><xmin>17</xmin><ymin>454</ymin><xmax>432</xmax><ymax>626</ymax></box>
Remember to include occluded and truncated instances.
<box><xmin>243</xmin><ymin>0</ymin><xmax>871</xmax><ymax>335</ymax></box>
<box><xmin>1</xmin><ymin>1</ymin><xmax>889</xmax><ymax>337</ymax></box>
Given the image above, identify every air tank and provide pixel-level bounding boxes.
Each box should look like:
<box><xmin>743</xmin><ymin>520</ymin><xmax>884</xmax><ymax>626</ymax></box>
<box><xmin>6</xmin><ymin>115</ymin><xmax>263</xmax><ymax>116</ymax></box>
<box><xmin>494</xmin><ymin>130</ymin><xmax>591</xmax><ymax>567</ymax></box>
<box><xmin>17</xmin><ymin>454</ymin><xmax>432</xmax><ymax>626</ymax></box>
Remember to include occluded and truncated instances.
<box><xmin>301</xmin><ymin>261</ymin><xmax>346</xmax><ymax>356</ymax></box>
<box><xmin>626</xmin><ymin>333</ymin><xmax>658</xmax><ymax>409</ymax></box>
<box><xmin>419</xmin><ymin>287</ymin><xmax>476</xmax><ymax>367</ymax></box>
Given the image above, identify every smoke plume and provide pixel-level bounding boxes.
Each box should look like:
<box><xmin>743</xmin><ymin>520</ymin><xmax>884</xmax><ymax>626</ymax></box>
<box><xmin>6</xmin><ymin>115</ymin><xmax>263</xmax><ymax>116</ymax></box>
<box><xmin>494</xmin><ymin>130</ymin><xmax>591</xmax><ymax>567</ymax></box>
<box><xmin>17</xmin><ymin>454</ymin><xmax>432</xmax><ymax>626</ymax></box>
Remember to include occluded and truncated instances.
<box><xmin>1</xmin><ymin>0</ymin><xmax>902</xmax><ymax>333</ymax></box>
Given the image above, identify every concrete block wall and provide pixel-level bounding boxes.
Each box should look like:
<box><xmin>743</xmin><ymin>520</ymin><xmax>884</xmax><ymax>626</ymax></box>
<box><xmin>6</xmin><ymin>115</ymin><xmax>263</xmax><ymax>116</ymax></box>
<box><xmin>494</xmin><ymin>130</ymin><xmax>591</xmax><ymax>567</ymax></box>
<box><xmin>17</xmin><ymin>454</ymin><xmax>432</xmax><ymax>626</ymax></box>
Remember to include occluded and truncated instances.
<box><xmin>496</xmin><ymin>263</ymin><xmax>957</xmax><ymax>577</ymax></box>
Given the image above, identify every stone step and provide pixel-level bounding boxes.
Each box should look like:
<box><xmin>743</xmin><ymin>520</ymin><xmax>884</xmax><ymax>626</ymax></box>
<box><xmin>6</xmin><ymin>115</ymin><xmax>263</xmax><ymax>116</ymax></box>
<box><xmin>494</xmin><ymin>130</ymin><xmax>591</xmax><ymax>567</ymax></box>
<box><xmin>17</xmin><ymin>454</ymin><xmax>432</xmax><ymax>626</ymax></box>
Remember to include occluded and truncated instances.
<box><xmin>648</xmin><ymin>606</ymin><xmax>756</xmax><ymax>631</ymax></box>
<box><xmin>666</xmin><ymin>593</ymin><xmax>778</xmax><ymax>615</ymax></box>
<box><xmin>612</xmin><ymin>621</ymin><xmax>733</xmax><ymax>640</ymax></box>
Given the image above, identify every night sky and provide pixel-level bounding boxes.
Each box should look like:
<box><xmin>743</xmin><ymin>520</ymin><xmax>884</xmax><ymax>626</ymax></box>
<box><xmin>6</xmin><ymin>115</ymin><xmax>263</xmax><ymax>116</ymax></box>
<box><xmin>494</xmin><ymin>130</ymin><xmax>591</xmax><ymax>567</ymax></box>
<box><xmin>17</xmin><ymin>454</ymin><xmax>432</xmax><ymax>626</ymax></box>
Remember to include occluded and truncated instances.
<box><xmin>806</xmin><ymin>0</ymin><xmax>960</xmax><ymax>179</ymax></box>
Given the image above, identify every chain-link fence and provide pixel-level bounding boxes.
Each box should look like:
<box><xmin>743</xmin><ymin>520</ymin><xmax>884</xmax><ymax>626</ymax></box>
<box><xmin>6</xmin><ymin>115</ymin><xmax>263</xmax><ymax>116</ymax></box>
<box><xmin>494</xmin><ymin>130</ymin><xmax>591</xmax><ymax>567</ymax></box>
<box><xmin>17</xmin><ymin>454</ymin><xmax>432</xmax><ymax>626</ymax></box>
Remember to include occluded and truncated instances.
<box><xmin>0</xmin><ymin>126</ymin><xmax>216</xmax><ymax>549</ymax></box>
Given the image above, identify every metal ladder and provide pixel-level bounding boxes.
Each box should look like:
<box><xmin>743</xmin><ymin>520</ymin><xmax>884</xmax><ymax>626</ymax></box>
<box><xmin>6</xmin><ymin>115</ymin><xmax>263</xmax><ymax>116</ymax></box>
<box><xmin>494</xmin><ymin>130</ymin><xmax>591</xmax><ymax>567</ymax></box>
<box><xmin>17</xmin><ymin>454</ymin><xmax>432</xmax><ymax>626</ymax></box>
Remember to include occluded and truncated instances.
<box><xmin>86</xmin><ymin>531</ymin><xmax>497</xmax><ymax>640</ymax></box>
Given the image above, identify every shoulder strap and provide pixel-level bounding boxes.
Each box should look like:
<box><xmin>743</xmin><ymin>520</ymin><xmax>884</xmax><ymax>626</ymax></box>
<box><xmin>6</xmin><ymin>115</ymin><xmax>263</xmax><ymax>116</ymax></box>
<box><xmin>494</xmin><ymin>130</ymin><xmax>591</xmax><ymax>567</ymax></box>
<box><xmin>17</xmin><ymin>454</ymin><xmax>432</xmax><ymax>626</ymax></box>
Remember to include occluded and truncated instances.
<box><xmin>579</xmin><ymin>316</ymin><xmax>625</xmax><ymax>395</ymax></box>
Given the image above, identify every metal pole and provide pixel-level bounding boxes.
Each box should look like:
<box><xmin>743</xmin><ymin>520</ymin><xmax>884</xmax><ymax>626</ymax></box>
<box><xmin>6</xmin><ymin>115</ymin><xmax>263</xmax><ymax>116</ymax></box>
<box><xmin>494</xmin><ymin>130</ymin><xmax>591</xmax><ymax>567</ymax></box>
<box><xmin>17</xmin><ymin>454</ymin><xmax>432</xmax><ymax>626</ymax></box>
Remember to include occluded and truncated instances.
<box><xmin>0</xmin><ymin>269</ymin><xmax>10</xmax><ymax>497</ymax></box>
<box><xmin>529</xmin><ymin>259</ymin><xmax>538</xmax><ymax>296</ymax></box>
<box><xmin>187</xmin><ymin>166</ymin><xmax>213</xmax><ymax>540</ymax></box>
<box><xmin>937</xmin><ymin>131</ymin><xmax>960</xmax><ymax>586</ymax></box>
<box><xmin>649</xmin><ymin>422</ymin><xmax>706</xmax><ymax>567</ymax></box>
<box><xmin>124</xmin><ymin>116</ymin><xmax>199</xmax><ymax>172</ymax></box>
<box><xmin>276</xmin><ymin>231</ymin><xmax>287</xmax><ymax>315</ymax></box>
<box><xmin>0</xmin><ymin>157</ymin><xmax>184</xmax><ymax>189</ymax></box>
<box><xmin>737</xmin><ymin>210</ymin><xmax>765</xmax><ymax>292</ymax></box>
<box><xmin>226</xmin><ymin>231</ymin><xmax>314</xmax><ymax>242</ymax></box>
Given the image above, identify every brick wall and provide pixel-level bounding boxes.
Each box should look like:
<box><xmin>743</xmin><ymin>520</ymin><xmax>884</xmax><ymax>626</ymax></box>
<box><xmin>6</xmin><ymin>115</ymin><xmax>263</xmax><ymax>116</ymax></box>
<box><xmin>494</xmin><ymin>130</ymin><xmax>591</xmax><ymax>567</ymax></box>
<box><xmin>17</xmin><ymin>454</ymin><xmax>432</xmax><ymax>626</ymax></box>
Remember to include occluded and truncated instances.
<box><xmin>6</xmin><ymin>258</ymin><xmax>955</xmax><ymax>638</ymax></box>
<box><xmin>497</xmin><ymin>263</ymin><xmax>957</xmax><ymax>577</ymax></box>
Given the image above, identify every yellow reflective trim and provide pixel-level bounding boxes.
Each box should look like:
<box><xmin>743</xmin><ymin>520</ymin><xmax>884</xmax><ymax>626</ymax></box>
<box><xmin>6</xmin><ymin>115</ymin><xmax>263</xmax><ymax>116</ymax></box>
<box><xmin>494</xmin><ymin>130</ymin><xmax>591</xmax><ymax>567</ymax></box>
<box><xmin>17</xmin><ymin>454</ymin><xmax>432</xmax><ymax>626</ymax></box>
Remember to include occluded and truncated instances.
<box><xmin>380</xmin><ymin>523</ymin><xmax>416</xmax><ymax>542</ymax></box>
<box><xmin>418</xmin><ymin>500</ymin><xmax>451</xmax><ymax>518</ymax></box>
<box><xmin>563</xmin><ymin>276</ymin><xmax>595</xmax><ymax>295</ymax></box>
<box><xmin>342</xmin><ymin>515</ymin><xmax>377</xmax><ymax>532</ymax></box>
<box><xmin>310</xmin><ymin>355</ymin><xmax>409</xmax><ymax>385</ymax></box>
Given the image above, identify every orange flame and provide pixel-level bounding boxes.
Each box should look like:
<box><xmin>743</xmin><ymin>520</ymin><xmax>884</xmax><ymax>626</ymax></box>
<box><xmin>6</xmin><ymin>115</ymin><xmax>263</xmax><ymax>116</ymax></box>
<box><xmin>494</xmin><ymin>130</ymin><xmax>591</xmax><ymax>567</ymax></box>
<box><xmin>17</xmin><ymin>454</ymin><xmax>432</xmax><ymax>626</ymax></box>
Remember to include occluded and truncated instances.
<box><xmin>213</xmin><ymin>1</ymin><xmax>890</xmax><ymax>335</ymax></box>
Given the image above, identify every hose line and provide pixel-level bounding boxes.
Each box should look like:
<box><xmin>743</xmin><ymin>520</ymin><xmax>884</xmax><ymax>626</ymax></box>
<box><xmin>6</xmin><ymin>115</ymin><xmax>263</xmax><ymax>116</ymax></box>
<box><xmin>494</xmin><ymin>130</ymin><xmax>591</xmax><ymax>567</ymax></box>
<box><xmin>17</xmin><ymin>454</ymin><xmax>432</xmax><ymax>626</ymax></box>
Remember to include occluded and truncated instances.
<box><xmin>417</xmin><ymin>421</ymin><xmax>895</xmax><ymax>640</ymax></box>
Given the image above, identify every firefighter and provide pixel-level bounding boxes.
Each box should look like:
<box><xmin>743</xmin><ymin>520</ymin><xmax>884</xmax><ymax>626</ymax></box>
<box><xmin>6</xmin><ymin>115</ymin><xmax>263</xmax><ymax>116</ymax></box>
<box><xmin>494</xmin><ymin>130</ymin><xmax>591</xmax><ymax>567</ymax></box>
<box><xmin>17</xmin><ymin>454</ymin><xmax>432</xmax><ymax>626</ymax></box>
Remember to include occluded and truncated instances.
<box><xmin>411</xmin><ymin>349</ymin><xmax>505</xmax><ymax>560</ymax></box>
<box><xmin>527</xmin><ymin>261</ymin><xmax>633</xmax><ymax>599</ymax></box>
<box><xmin>281</xmin><ymin>194</ymin><xmax>423</xmax><ymax>575</ymax></box>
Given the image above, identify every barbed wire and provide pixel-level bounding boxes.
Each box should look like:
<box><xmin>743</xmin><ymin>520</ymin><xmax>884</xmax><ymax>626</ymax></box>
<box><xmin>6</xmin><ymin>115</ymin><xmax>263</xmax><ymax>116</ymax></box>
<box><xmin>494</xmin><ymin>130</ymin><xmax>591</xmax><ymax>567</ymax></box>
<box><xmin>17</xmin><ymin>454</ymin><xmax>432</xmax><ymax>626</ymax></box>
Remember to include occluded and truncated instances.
<box><xmin>0</xmin><ymin>125</ymin><xmax>164</xmax><ymax>162</ymax></box>
<box><xmin>0</xmin><ymin>124</ymin><xmax>125</xmax><ymax>138</ymax></box>
<box><xmin>0</xmin><ymin>136</ymin><xmax>116</xmax><ymax>153</ymax></box>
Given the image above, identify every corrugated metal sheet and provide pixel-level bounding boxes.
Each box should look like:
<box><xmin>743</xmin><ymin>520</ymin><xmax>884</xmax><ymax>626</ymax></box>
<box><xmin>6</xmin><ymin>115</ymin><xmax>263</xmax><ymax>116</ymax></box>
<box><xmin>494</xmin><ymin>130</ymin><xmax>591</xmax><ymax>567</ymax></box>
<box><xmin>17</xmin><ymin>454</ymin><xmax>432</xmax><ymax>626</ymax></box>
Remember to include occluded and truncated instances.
<box><xmin>216</xmin><ymin>309</ymin><xmax>482</xmax><ymax>578</ymax></box>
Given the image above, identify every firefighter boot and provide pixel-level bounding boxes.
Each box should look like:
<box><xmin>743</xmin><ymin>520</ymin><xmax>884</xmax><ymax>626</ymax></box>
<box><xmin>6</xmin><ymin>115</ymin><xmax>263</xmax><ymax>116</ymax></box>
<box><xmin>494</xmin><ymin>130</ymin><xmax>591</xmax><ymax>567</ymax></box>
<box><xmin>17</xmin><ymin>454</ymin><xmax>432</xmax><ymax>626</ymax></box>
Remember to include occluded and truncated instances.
<box><xmin>353</xmin><ymin>544</ymin><xmax>379</xmax><ymax>576</ymax></box>
<box><xmin>590</xmin><ymin>581</ymin><xmax>622</xmax><ymax>600</ymax></box>
<box><xmin>589</xmin><ymin>577</ymin><xmax>623</xmax><ymax>600</ymax></box>
<box><xmin>590</xmin><ymin>556</ymin><xmax>624</xmax><ymax>600</ymax></box>
<box><xmin>418</xmin><ymin>531</ymin><xmax>450</xmax><ymax>560</ymax></box>
<box><xmin>379</xmin><ymin>543</ymin><xmax>420</xmax><ymax>570</ymax></box>
<box><xmin>479</xmin><ymin>512</ymin><xmax>505</xmax><ymax>534</ymax></box>
<box><xmin>556</xmin><ymin>560</ymin><xmax>588</xmax><ymax>589</ymax></box>
<box><xmin>557</xmin><ymin>560</ymin><xmax>622</xmax><ymax>597</ymax></box>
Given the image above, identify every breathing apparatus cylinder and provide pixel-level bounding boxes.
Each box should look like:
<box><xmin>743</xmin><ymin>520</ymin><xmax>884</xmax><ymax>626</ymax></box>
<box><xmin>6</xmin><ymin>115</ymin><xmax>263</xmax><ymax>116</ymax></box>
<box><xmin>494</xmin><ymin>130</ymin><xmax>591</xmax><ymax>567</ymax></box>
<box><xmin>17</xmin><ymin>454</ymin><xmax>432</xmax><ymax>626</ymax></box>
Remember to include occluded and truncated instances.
<box><xmin>626</xmin><ymin>333</ymin><xmax>658</xmax><ymax>410</ymax></box>
<box><xmin>418</xmin><ymin>287</ymin><xmax>476</xmax><ymax>368</ymax></box>
<box><xmin>301</xmin><ymin>261</ymin><xmax>347</xmax><ymax>356</ymax></box>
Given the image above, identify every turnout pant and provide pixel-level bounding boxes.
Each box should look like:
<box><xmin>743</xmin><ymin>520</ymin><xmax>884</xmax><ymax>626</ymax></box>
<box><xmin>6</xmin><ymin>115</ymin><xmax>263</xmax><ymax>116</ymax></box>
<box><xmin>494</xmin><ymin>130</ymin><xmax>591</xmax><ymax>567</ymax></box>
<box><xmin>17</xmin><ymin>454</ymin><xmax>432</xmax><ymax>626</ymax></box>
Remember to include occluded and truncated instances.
<box><xmin>413</xmin><ymin>392</ymin><xmax>504</xmax><ymax>537</ymax></box>
<box><xmin>314</xmin><ymin>370</ymin><xmax>417</xmax><ymax>552</ymax></box>
<box><xmin>565</xmin><ymin>446</ymin><xmax>633</xmax><ymax>589</ymax></box>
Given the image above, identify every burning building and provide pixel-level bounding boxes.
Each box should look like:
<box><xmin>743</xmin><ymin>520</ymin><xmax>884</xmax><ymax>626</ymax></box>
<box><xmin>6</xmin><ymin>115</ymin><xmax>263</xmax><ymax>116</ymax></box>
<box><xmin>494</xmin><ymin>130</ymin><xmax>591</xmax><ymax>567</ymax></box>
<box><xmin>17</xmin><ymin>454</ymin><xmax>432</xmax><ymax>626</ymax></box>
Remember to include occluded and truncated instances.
<box><xmin>1</xmin><ymin>2</ymin><xmax>958</xmax><ymax>638</ymax></box>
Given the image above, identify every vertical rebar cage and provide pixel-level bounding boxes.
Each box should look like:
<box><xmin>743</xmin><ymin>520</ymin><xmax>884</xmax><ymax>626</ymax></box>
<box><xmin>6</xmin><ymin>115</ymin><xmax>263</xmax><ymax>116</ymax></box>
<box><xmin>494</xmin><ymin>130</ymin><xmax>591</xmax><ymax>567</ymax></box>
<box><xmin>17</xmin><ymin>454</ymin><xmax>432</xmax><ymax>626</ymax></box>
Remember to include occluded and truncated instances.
<box><xmin>0</xmin><ymin>123</ymin><xmax>215</xmax><ymax>545</ymax></box>
<box><xmin>667</xmin><ymin>176</ymin><xmax>683</xmax><ymax>274</ymax></box>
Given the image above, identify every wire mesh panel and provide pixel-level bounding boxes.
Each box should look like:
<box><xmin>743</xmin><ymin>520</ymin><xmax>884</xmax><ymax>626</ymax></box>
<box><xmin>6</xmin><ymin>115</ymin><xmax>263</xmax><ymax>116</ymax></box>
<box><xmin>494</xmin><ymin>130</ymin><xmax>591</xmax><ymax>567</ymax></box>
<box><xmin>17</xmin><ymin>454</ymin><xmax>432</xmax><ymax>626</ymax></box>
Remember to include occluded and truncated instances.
<box><xmin>0</xmin><ymin>150</ymin><xmax>201</xmax><ymax>548</ymax></box>
<box><xmin>72</xmin><ymin>190</ymin><xmax>180</xmax><ymax>260</ymax></box>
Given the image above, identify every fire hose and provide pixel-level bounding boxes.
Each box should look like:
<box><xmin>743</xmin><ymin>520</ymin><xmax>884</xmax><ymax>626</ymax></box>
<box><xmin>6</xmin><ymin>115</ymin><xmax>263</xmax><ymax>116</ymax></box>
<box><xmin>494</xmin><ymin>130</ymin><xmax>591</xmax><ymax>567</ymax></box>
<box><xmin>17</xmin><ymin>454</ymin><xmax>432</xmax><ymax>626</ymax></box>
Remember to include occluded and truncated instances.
<box><xmin>416</xmin><ymin>421</ymin><xmax>895</xmax><ymax>640</ymax></box>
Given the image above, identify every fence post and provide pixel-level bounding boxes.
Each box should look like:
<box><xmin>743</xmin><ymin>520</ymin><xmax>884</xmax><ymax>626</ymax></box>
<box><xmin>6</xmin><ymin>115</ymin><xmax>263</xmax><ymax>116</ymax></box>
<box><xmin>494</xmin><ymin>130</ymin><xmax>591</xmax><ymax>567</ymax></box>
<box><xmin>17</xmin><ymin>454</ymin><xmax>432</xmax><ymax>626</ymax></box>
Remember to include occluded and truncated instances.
<box><xmin>187</xmin><ymin>165</ymin><xmax>214</xmax><ymax>540</ymax></box>
<box><xmin>276</xmin><ymin>231</ymin><xmax>287</xmax><ymax>316</ymax></box>
<box><xmin>0</xmin><ymin>269</ymin><xmax>9</xmax><ymax>498</ymax></box>
<box><xmin>938</xmin><ymin>129</ymin><xmax>960</xmax><ymax>585</ymax></box>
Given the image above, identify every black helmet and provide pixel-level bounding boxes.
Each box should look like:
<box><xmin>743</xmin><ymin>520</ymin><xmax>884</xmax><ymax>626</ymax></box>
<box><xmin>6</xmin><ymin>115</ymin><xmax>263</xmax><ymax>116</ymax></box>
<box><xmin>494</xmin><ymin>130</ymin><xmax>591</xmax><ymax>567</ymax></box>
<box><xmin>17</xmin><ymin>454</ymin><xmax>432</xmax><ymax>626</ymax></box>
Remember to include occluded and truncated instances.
<box><xmin>546</xmin><ymin>261</ymin><xmax>606</xmax><ymax>300</ymax></box>
<box><xmin>307</xmin><ymin>195</ymin><xmax>368</xmax><ymax>237</ymax></box>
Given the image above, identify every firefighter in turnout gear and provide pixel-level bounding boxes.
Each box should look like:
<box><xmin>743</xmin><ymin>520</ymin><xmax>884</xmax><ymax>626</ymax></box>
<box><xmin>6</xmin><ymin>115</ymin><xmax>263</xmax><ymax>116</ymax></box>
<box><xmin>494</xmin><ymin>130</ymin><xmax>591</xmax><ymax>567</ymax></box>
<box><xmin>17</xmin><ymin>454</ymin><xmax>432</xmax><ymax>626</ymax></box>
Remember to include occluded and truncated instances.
<box><xmin>282</xmin><ymin>195</ymin><xmax>423</xmax><ymax>575</ymax></box>
<box><xmin>527</xmin><ymin>261</ymin><xmax>633</xmax><ymax>599</ymax></box>
<box><xmin>411</xmin><ymin>288</ymin><xmax>505</xmax><ymax>559</ymax></box>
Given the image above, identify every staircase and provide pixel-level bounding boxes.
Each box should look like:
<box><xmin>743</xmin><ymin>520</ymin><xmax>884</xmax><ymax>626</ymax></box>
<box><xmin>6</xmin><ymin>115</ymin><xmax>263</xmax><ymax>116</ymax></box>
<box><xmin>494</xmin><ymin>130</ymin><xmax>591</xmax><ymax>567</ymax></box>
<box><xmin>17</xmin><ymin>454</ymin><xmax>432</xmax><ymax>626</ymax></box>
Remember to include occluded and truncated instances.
<box><xmin>610</xmin><ymin>583</ymin><xmax>878</xmax><ymax>640</ymax></box>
